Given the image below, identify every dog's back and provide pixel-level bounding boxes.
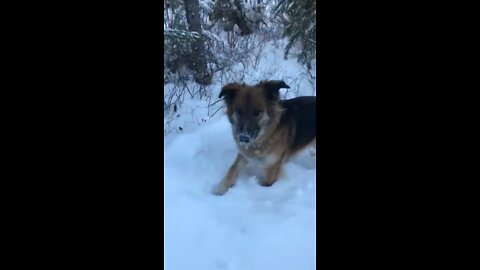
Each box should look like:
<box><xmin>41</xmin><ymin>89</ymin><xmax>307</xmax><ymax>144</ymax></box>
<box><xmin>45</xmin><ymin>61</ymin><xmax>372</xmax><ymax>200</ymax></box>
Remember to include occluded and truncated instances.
<box><xmin>279</xmin><ymin>96</ymin><xmax>316</xmax><ymax>156</ymax></box>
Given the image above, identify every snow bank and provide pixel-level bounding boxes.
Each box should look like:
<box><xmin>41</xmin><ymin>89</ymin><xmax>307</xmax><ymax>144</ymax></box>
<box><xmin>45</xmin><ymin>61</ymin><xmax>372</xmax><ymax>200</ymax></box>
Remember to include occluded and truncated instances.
<box><xmin>164</xmin><ymin>116</ymin><xmax>316</xmax><ymax>270</ymax></box>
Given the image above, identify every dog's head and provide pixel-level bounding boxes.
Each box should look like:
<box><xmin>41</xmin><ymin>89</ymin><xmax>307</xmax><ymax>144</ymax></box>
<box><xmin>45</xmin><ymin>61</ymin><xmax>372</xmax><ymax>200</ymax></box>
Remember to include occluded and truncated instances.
<box><xmin>219</xmin><ymin>80</ymin><xmax>290</xmax><ymax>146</ymax></box>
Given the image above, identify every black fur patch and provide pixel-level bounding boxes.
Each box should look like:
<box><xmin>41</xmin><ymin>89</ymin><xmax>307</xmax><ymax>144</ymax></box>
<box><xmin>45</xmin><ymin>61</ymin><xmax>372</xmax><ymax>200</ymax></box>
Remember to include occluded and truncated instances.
<box><xmin>261</xmin><ymin>80</ymin><xmax>290</xmax><ymax>101</ymax></box>
<box><xmin>279</xmin><ymin>96</ymin><xmax>316</xmax><ymax>153</ymax></box>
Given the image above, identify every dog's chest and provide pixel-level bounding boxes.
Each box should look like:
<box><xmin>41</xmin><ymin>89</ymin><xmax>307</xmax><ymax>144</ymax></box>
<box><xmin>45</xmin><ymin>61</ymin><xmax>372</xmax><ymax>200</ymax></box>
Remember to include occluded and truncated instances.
<box><xmin>240</xmin><ymin>146</ymin><xmax>262</xmax><ymax>158</ymax></box>
<box><xmin>239</xmin><ymin>147</ymin><xmax>279</xmax><ymax>169</ymax></box>
<box><xmin>237</xmin><ymin>143</ymin><xmax>266</xmax><ymax>159</ymax></box>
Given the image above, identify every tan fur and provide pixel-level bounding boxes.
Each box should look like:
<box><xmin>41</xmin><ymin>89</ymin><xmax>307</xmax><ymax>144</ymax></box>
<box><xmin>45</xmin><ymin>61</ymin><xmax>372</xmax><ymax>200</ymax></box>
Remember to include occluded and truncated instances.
<box><xmin>213</xmin><ymin>80</ymin><xmax>316</xmax><ymax>195</ymax></box>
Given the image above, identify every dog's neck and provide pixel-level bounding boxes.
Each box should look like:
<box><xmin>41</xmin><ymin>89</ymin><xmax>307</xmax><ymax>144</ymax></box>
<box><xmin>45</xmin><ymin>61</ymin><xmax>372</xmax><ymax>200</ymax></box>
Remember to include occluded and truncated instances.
<box><xmin>239</xmin><ymin>127</ymin><xmax>278</xmax><ymax>157</ymax></box>
<box><xmin>238</xmin><ymin>142</ymin><xmax>263</xmax><ymax>156</ymax></box>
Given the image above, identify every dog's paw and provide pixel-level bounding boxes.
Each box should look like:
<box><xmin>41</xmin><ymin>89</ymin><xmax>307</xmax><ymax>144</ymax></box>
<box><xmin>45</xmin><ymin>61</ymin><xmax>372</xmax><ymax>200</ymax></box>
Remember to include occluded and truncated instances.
<box><xmin>212</xmin><ymin>183</ymin><xmax>229</xmax><ymax>196</ymax></box>
<box><xmin>259</xmin><ymin>180</ymin><xmax>274</xmax><ymax>187</ymax></box>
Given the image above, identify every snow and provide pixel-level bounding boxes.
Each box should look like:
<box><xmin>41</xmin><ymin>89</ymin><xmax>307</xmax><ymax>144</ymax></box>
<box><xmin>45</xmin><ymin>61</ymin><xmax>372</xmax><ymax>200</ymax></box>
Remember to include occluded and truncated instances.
<box><xmin>164</xmin><ymin>116</ymin><xmax>316</xmax><ymax>270</ymax></box>
<box><xmin>200</xmin><ymin>0</ymin><xmax>213</xmax><ymax>13</ymax></box>
<box><xmin>164</xmin><ymin>16</ymin><xmax>316</xmax><ymax>269</ymax></box>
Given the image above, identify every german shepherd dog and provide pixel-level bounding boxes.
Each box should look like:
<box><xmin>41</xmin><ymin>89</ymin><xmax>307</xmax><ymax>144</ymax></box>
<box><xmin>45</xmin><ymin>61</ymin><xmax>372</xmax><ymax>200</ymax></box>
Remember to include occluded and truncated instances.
<box><xmin>213</xmin><ymin>80</ymin><xmax>316</xmax><ymax>195</ymax></box>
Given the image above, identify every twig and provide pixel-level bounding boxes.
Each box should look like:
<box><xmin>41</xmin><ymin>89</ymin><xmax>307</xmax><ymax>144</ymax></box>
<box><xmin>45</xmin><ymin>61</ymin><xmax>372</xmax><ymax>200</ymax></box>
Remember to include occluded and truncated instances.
<box><xmin>211</xmin><ymin>105</ymin><xmax>224</xmax><ymax>117</ymax></box>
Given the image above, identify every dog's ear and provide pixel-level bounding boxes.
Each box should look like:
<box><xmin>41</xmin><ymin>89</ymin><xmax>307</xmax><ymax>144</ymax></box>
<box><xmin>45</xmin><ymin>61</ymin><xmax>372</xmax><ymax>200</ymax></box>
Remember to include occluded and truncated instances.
<box><xmin>219</xmin><ymin>83</ymin><xmax>241</xmax><ymax>104</ymax></box>
<box><xmin>261</xmin><ymin>80</ymin><xmax>290</xmax><ymax>101</ymax></box>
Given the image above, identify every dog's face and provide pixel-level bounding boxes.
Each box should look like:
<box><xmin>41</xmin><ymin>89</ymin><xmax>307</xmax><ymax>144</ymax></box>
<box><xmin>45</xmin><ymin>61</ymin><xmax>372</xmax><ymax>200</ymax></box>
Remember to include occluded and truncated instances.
<box><xmin>219</xmin><ymin>80</ymin><xmax>290</xmax><ymax>146</ymax></box>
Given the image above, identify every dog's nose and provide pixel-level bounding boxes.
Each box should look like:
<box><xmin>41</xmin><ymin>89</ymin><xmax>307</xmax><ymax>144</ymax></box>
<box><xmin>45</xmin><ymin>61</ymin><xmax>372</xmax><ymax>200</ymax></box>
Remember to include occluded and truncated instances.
<box><xmin>239</xmin><ymin>134</ymin><xmax>250</xmax><ymax>143</ymax></box>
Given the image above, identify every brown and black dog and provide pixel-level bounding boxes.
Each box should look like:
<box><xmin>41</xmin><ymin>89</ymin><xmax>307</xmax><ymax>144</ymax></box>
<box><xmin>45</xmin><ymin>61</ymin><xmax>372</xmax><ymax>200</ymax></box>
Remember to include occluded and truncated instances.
<box><xmin>213</xmin><ymin>80</ymin><xmax>316</xmax><ymax>195</ymax></box>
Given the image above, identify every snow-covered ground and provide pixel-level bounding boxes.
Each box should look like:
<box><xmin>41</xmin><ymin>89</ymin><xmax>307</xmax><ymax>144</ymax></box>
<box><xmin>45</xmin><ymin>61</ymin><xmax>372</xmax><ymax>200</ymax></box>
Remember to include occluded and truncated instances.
<box><xmin>164</xmin><ymin>40</ymin><xmax>316</xmax><ymax>270</ymax></box>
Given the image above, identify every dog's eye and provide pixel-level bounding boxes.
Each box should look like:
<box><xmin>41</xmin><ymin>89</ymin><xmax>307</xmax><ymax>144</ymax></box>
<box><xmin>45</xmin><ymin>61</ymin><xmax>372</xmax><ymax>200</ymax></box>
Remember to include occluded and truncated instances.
<box><xmin>253</xmin><ymin>109</ymin><xmax>262</xmax><ymax>117</ymax></box>
<box><xmin>235</xmin><ymin>108</ymin><xmax>243</xmax><ymax>116</ymax></box>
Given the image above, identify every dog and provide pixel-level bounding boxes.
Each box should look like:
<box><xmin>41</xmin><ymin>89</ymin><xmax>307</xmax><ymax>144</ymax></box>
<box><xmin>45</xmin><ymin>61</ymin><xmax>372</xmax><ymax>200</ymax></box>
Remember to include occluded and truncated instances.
<box><xmin>213</xmin><ymin>80</ymin><xmax>316</xmax><ymax>195</ymax></box>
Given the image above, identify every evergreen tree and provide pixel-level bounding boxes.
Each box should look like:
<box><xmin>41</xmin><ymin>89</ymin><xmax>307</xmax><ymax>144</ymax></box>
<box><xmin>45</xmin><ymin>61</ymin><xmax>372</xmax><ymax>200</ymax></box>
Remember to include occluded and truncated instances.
<box><xmin>164</xmin><ymin>0</ymin><xmax>212</xmax><ymax>85</ymax></box>
<box><xmin>275</xmin><ymin>0</ymin><xmax>316</xmax><ymax>69</ymax></box>
<box><xmin>183</xmin><ymin>0</ymin><xmax>212</xmax><ymax>85</ymax></box>
<box><xmin>211</xmin><ymin>0</ymin><xmax>265</xmax><ymax>35</ymax></box>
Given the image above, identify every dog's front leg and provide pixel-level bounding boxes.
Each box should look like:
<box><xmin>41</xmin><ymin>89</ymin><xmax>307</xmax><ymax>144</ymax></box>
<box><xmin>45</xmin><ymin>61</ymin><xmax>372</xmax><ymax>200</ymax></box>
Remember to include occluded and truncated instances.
<box><xmin>260</xmin><ymin>159</ymin><xmax>284</xmax><ymax>187</ymax></box>
<box><xmin>213</xmin><ymin>154</ymin><xmax>247</xmax><ymax>195</ymax></box>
